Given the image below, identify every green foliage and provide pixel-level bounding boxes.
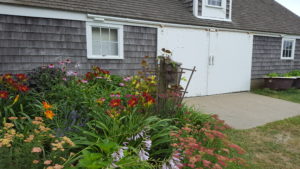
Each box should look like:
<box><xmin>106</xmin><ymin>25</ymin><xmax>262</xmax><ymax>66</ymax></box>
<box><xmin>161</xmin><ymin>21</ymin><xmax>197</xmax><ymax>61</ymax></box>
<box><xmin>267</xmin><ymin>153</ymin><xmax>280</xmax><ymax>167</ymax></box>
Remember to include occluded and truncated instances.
<box><xmin>266</xmin><ymin>73</ymin><xmax>280</xmax><ymax>78</ymax></box>
<box><xmin>288</xmin><ymin>70</ymin><xmax>300</xmax><ymax>76</ymax></box>
<box><xmin>28</xmin><ymin>67</ymin><xmax>66</xmax><ymax>92</ymax></box>
<box><xmin>77</xmin><ymin>140</ymin><xmax>152</xmax><ymax>169</ymax></box>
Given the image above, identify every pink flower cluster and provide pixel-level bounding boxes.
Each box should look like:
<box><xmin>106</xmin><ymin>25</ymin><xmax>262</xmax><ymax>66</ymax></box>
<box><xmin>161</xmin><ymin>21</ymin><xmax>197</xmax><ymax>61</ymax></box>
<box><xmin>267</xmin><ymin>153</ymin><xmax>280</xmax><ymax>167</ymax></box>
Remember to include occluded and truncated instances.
<box><xmin>169</xmin><ymin>114</ymin><xmax>246</xmax><ymax>169</ymax></box>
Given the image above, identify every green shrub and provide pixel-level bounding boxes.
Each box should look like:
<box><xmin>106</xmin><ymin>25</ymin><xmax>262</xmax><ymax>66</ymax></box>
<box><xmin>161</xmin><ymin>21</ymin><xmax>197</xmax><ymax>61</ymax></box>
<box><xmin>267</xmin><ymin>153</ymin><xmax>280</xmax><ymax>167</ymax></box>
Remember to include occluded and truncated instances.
<box><xmin>266</xmin><ymin>73</ymin><xmax>280</xmax><ymax>78</ymax></box>
<box><xmin>288</xmin><ymin>70</ymin><xmax>300</xmax><ymax>76</ymax></box>
<box><xmin>27</xmin><ymin>66</ymin><xmax>66</xmax><ymax>93</ymax></box>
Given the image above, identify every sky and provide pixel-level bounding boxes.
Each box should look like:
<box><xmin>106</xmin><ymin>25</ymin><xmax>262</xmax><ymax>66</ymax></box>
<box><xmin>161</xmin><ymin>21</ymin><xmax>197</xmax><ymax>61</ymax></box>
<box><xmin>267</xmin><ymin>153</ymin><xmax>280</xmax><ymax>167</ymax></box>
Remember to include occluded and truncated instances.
<box><xmin>275</xmin><ymin>0</ymin><xmax>300</xmax><ymax>16</ymax></box>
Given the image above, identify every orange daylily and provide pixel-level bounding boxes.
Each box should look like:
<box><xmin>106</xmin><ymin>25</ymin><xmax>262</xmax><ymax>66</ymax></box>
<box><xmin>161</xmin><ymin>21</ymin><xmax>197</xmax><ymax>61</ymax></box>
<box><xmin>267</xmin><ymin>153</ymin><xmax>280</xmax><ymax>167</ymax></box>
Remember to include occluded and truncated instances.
<box><xmin>42</xmin><ymin>101</ymin><xmax>53</xmax><ymax>109</ymax></box>
<box><xmin>44</xmin><ymin>110</ymin><xmax>55</xmax><ymax>120</ymax></box>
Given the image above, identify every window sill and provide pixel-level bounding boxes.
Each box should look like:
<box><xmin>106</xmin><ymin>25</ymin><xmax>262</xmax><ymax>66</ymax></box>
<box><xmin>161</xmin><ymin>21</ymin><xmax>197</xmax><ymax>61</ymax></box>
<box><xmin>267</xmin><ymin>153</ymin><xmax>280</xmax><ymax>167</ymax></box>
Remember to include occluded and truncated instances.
<box><xmin>87</xmin><ymin>55</ymin><xmax>124</xmax><ymax>60</ymax></box>
<box><xmin>280</xmin><ymin>57</ymin><xmax>294</xmax><ymax>60</ymax></box>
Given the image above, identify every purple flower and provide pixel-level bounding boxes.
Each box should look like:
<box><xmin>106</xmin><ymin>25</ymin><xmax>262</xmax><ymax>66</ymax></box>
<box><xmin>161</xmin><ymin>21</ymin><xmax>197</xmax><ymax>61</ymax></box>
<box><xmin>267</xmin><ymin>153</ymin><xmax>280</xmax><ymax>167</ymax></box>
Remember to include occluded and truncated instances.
<box><xmin>138</xmin><ymin>149</ymin><xmax>149</xmax><ymax>161</ymax></box>
<box><xmin>119</xmin><ymin>83</ymin><xmax>125</xmax><ymax>87</ymax></box>
<box><xmin>123</xmin><ymin>76</ymin><xmax>132</xmax><ymax>82</ymax></box>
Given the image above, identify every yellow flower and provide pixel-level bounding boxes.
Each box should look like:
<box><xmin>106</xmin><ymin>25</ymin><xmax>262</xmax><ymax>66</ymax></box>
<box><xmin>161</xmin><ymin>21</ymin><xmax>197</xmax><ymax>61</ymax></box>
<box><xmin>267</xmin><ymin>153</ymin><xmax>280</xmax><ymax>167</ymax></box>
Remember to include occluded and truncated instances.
<box><xmin>44</xmin><ymin>110</ymin><xmax>55</xmax><ymax>120</ymax></box>
<box><xmin>12</xmin><ymin>95</ymin><xmax>20</xmax><ymax>104</ymax></box>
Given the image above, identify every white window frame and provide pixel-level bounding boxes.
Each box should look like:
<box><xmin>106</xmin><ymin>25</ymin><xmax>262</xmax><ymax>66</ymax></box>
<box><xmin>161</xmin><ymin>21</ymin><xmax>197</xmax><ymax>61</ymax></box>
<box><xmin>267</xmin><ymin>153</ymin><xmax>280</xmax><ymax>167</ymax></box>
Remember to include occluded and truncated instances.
<box><xmin>86</xmin><ymin>22</ymin><xmax>124</xmax><ymax>59</ymax></box>
<box><xmin>207</xmin><ymin>0</ymin><xmax>223</xmax><ymax>8</ymax></box>
<box><xmin>280</xmin><ymin>38</ymin><xmax>296</xmax><ymax>60</ymax></box>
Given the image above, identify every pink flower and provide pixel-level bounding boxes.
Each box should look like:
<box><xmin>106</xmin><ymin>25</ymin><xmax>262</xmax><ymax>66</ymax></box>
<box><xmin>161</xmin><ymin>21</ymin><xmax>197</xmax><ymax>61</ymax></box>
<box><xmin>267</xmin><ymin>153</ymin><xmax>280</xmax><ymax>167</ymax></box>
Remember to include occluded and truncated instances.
<box><xmin>81</xmin><ymin>80</ymin><xmax>88</xmax><ymax>84</ymax></box>
<box><xmin>123</xmin><ymin>77</ymin><xmax>132</xmax><ymax>82</ymax></box>
<box><xmin>119</xmin><ymin>83</ymin><xmax>125</xmax><ymax>87</ymax></box>
<box><xmin>64</xmin><ymin>59</ymin><xmax>71</xmax><ymax>64</ymax></box>
<box><xmin>58</xmin><ymin>61</ymin><xmax>65</xmax><ymax>65</ymax></box>
<box><xmin>203</xmin><ymin>160</ymin><xmax>212</xmax><ymax>167</ymax></box>
<box><xmin>48</xmin><ymin>64</ymin><xmax>55</xmax><ymax>69</ymax></box>
<box><xmin>31</xmin><ymin>147</ymin><xmax>42</xmax><ymax>153</ymax></box>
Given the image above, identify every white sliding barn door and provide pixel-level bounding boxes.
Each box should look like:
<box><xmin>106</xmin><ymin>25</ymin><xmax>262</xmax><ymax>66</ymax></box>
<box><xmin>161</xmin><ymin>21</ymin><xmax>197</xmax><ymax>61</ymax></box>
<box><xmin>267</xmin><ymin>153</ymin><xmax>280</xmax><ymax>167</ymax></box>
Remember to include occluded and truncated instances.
<box><xmin>157</xmin><ymin>27</ymin><xmax>209</xmax><ymax>97</ymax></box>
<box><xmin>207</xmin><ymin>31</ymin><xmax>253</xmax><ymax>95</ymax></box>
<box><xmin>158</xmin><ymin>27</ymin><xmax>253</xmax><ymax>97</ymax></box>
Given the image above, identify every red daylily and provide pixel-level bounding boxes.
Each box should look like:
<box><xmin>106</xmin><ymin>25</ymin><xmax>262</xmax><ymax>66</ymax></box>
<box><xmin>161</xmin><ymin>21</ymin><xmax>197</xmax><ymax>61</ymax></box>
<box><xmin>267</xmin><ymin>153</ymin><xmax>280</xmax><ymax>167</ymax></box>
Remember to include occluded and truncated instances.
<box><xmin>109</xmin><ymin>99</ymin><xmax>121</xmax><ymax>107</ymax></box>
<box><xmin>15</xmin><ymin>74</ymin><xmax>27</xmax><ymax>81</ymax></box>
<box><xmin>128</xmin><ymin>97</ymin><xmax>138</xmax><ymax>107</ymax></box>
<box><xmin>18</xmin><ymin>85</ymin><xmax>30</xmax><ymax>92</ymax></box>
<box><xmin>0</xmin><ymin>91</ymin><xmax>9</xmax><ymax>99</ymax></box>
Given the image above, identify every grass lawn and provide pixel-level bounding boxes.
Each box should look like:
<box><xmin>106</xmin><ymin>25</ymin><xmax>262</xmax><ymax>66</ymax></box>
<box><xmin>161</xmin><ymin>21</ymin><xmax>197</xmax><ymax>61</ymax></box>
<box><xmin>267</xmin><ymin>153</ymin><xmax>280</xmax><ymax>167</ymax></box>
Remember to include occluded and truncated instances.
<box><xmin>252</xmin><ymin>88</ymin><xmax>300</xmax><ymax>104</ymax></box>
<box><xmin>226</xmin><ymin>116</ymin><xmax>300</xmax><ymax>169</ymax></box>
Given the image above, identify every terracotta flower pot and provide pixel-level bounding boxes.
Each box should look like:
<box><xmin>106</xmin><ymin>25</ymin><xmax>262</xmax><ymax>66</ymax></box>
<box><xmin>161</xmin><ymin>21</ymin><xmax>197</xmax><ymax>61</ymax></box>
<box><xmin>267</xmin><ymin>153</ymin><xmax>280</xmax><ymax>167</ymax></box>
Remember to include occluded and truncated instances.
<box><xmin>293</xmin><ymin>77</ymin><xmax>300</xmax><ymax>89</ymax></box>
<box><xmin>264</xmin><ymin>77</ymin><xmax>296</xmax><ymax>90</ymax></box>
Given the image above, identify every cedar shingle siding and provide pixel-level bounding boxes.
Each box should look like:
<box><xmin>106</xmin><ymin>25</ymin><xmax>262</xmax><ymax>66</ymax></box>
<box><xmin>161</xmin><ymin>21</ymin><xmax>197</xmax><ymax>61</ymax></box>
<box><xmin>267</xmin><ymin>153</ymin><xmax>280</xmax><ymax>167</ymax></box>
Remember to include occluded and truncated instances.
<box><xmin>0</xmin><ymin>15</ymin><xmax>157</xmax><ymax>75</ymax></box>
<box><xmin>251</xmin><ymin>36</ymin><xmax>300</xmax><ymax>79</ymax></box>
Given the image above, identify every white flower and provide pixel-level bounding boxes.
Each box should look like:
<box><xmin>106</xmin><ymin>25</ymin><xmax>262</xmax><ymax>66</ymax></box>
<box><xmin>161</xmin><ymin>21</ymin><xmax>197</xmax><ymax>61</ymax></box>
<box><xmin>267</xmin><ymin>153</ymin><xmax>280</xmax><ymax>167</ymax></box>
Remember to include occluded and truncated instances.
<box><xmin>139</xmin><ymin>149</ymin><xmax>149</xmax><ymax>161</ymax></box>
<box><xmin>162</xmin><ymin>163</ymin><xmax>170</xmax><ymax>169</ymax></box>
<box><xmin>112</xmin><ymin>147</ymin><xmax>126</xmax><ymax>162</ymax></box>
<box><xmin>143</xmin><ymin>139</ymin><xmax>152</xmax><ymax>150</ymax></box>
<box><xmin>75</xmin><ymin>63</ymin><xmax>81</xmax><ymax>68</ymax></box>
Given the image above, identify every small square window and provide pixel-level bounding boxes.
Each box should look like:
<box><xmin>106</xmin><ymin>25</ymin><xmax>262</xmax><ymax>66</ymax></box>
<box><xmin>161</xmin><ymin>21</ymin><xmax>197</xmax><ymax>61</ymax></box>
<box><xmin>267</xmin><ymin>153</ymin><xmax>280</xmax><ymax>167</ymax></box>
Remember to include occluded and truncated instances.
<box><xmin>208</xmin><ymin>0</ymin><xmax>222</xmax><ymax>7</ymax></box>
<box><xmin>87</xmin><ymin>23</ymin><xmax>123</xmax><ymax>59</ymax></box>
<box><xmin>281</xmin><ymin>38</ymin><xmax>296</xmax><ymax>60</ymax></box>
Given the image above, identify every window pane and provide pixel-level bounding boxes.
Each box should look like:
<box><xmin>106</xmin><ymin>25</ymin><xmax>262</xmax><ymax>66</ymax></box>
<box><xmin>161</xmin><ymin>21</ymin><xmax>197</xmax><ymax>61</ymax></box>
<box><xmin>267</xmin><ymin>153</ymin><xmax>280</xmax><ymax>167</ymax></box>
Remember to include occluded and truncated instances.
<box><xmin>110</xmin><ymin>42</ymin><xmax>118</xmax><ymax>55</ymax></box>
<box><xmin>101</xmin><ymin>28</ymin><xmax>109</xmax><ymax>41</ymax></box>
<box><xmin>92</xmin><ymin>27</ymin><xmax>101</xmax><ymax>55</ymax></box>
<box><xmin>282</xmin><ymin>40</ymin><xmax>294</xmax><ymax>58</ymax></box>
<box><xmin>101</xmin><ymin>41</ymin><xmax>110</xmax><ymax>55</ymax></box>
<box><xmin>110</xmin><ymin>29</ymin><xmax>118</xmax><ymax>42</ymax></box>
<box><xmin>208</xmin><ymin>0</ymin><xmax>222</xmax><ymax>6</ymax></box>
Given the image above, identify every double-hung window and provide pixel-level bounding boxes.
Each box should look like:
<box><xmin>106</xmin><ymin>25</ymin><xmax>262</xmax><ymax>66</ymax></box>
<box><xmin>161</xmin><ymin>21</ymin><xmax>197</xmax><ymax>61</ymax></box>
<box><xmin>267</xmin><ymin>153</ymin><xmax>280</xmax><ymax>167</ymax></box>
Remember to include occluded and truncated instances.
<box><xmin>86</xmin><ymin>23</ymin><xmax>123</xmax><ymax>59</ymax></box>
<box><xmin>281</xmin><ymin>38</ymin><xmax>296</xmax><ymax>60</ymax></box>
<box><xmin>208</xmin><ymin>0</ymin><xmax>222</xmax><ymax>7</ymax></box>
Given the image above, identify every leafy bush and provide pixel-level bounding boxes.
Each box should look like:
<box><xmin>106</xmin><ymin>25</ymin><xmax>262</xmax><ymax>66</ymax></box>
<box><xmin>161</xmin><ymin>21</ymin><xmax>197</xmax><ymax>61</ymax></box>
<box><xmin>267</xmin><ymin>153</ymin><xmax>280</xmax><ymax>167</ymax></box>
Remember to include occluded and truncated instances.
<box><xmin>27</xmin><ymin>66</ymin><xmax>66</xmax><ymax>93</ymax></box>
<box><xmin>288</xmin><ymin>70</ymin><xmax>300</xmax><ymax>76</ymax></box>
<box><xmin>266</xmin><ymin>73</ymin><xmax>280</xmax><ymax>78</ymax></box>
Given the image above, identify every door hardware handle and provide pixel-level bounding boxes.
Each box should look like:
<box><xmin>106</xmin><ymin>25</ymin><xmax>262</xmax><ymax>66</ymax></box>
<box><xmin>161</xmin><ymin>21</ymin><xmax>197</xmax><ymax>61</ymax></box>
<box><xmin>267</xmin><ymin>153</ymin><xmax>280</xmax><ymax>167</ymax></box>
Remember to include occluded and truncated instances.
<box><xmin>212</xmin><ymin>56</ymin><xmax>215</xmax><ymax>66</ymax></box>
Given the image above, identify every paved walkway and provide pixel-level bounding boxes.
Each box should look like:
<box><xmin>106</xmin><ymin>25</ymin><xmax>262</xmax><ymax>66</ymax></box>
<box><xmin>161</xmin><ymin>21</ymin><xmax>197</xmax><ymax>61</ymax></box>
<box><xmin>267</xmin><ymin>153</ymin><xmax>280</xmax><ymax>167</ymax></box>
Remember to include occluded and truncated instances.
<box><xmin>184</xmin><ymin>92</ymin><xmax>300</xmax><ymax>129</ymax></box>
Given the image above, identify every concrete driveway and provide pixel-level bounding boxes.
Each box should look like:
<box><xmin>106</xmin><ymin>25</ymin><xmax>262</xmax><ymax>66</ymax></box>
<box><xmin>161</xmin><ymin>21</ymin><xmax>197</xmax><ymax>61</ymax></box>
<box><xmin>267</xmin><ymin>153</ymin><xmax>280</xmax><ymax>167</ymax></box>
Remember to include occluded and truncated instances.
<box><xmin>184</xmin><ymin>92</ymin><xmax>300</xmax><ymax>129</ymax></box>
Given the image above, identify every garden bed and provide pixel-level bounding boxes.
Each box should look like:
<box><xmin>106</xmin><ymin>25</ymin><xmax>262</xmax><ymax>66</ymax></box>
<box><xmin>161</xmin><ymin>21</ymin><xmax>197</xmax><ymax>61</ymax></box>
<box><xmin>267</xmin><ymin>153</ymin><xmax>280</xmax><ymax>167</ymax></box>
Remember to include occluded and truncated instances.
<box><xmin>0</xmin><ymin>58</ymin><xmax>246</xmax><ymax>169</ymax></box>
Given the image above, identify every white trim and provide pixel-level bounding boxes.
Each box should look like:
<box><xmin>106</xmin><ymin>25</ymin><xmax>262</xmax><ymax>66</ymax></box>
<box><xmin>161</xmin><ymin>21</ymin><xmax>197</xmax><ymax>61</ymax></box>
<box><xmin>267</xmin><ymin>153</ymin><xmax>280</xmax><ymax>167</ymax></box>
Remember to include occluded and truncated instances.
<box><xmin>86</xmin><ymin>22</ymin><xmax>124</xmax><ymax>60</ymax></box>
<box><xmin>228</xmin><ymin>0</ymin><xmax>233</xmax><ymax>20</ymax></box>
<box><xmin>280</xmin><ymin>38</ymin><xmax>296</xmax><ymax>60</ymax></box>
<box><xmin>196</xmin><ymin>16</ymin><xmax>232</xmax><ymax>22</ymax></box>
<box><xmin>1</xmin><ymin>4</ymin><xmax>300</xmax><ymax>39</ymax></box>
<box><xmin>0</xmin><ymin>4</ymin><xmax>87</xmax><ymax>21</ymax></box>
<box><xmin>193</xmin><ymin>0</ymin><xmax>199</xmax><ymax>17</ymax></box>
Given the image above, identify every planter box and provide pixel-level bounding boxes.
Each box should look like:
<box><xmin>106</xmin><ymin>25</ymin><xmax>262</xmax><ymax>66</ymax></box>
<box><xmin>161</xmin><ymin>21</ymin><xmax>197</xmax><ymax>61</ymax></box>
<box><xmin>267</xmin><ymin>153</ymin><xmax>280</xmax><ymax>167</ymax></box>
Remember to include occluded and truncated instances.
<box><xmin>264</xmin><ymin>77</ymin><xmax>296</xmax><ymax>90</ymax></box>
<box><xmin>293</xmin><ymin>77</ymin><xmax>300</xmax><ymax>89</ymax></box>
